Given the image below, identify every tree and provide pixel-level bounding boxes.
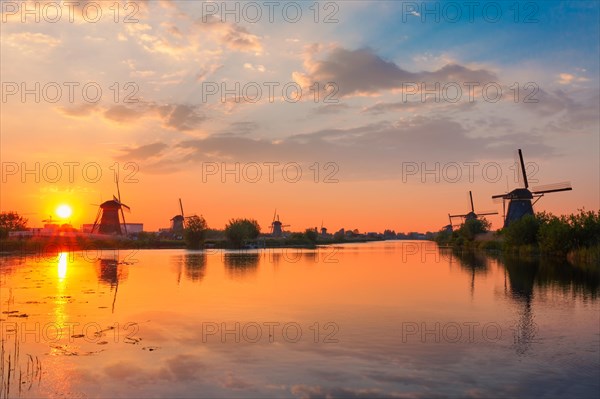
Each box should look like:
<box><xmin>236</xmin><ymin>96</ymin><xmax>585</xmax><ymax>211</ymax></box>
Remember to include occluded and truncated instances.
<box><xmin>457</xmin><ymin>218</ymin><xmax>490</xmax><ymax>242</ymax></box>
<box><xmin>184</xmin><ymin>215</ymin><xmax>208</xmax><ymax>249</ymax></box>
<box><xmin>224</xmin><ymin>218</ymin><xmax>260</xmax><ymax>248</ymax></box>
<box><xmin>0</xmin><ymin>211</ymin><xmax>28</xmax><ymax>239</ymax></box>
<box><xmin>304</xmin><ymin>228</ymin><xmax>318</xmax><ymax>245</ymax></box>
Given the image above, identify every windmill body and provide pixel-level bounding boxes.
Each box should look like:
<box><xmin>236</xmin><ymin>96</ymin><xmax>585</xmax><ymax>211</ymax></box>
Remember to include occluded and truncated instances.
<box><xmin>95</xmin><ymin>200</ymin><xmax>124</xmax><ymax>235</ymax></box>
<box><xmin>503</xmin><ymin>188</ymin><xmax>534</xmax><ymax>227</ymax></box>
<box><xmin>91</xmin><ymin>173</ymin><xmax>131</xmax><ymax>236</ymax></box>
<box><xmin>272</xmin><ymin>220</ymin><xmax>283</xmax><ymax>237</ymax></box>
<box><xmin>270</xmin><ymin>210</ymin><xmax>290</xmax><ymax>238</ymax></box>
<box><xmin>170</xmin><ymin>215</ymin><xmax>185</xmax><ymax>233</ymax></box>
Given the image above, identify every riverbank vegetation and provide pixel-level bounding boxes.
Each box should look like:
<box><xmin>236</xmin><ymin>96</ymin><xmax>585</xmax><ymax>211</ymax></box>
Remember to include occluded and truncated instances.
<box><xmin>436</xmin><ymin>210</ymin><xmax>600</xmax><ymax>267</ymax></box>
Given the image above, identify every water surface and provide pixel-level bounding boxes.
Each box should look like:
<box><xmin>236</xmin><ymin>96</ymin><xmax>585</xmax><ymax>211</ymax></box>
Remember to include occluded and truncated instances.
<box><xmin>1</xmin><ymin>241</ymin><xmax>598</xmax><ymax>398</ymax></box>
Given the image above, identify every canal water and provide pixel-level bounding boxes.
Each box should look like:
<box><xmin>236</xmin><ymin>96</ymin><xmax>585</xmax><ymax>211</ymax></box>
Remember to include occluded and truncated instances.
<box><xmin>1</xmin><ymin>241</ymin><xmax>598</xmax><ymax>398</ymax></box>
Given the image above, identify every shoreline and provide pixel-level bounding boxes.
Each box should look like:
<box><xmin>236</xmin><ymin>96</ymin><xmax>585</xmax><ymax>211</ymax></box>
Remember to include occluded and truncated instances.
<box><xmin>0</xmin><ymin>236</ymin><xmax>413</xmax><ymax>257</ymax></box>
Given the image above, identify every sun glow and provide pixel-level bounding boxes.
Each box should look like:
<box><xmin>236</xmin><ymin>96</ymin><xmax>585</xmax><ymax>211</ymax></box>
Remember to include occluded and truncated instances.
<box><xmin>56</xmin><ymin>204</ymin><xmax>73</xmax><ymax>219</ymax></box>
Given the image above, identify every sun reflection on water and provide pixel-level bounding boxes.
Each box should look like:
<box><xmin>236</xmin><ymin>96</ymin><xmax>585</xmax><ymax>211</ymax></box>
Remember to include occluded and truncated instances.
<box><xmin>58</xmin><ymin>252</ymin><xmax>68</xmax><ymax>281</ymax></box>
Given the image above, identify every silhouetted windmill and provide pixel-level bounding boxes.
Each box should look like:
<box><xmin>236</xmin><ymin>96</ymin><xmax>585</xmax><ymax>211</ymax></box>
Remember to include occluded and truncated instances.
<box><xmin>492</xmin><ymin>149</ymin><xmax>572</xmax><ymax>227</ymax></box>
<box><xmin>270</xmin><ymin>209</ymin><xmax>290</xmax><ymax>237</ymax></box>
<box><xmin>450</xmin><ymin>191</ymin><xmax>498</xmax><ymax>226</ymax></box>
<box><xmin>170</xmin><ymin>198</ymin><xmax>185</xmax><ymax>234</ymax></box>
<box><xmin>320</xmin><ymin>220</ymin><xmax>328</xmax><ymax>236</ymax></box>
<box><xmin>91</xmin><ymin>172</ymin><xmax>131</xmax><ymax>235</ymax></box>
<box><xmin>443</xmin><ymin>213</ymin><xmax>461</xmax><ymax>233</ymax></box>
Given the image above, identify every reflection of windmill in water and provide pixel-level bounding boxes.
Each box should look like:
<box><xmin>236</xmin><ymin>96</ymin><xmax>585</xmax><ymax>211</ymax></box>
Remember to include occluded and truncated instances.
<box><xmin>91</xmin><ymin>172</ymin><xmax>131</xmax><ymax>235</ymax></box>
<box><xmin>492</xmin><ymin>149</ymin><xmax>572</xmax><ymax>227</ymax></box>
<box><xmin>96</xmin><ymin>254</ymin><xmax>129</xmax><ymax>313</ymax></box>
<box><xmin>449</xmin><ymin>191</ymin><xmax>498</xmax><ymax>229</ymax></box>
<box><xmin>501</xmin><ymin>255</ymin><xmax>539</xmax><ymax>355</ymax></box>
<box><xmin>270</xmin><ymin>209</ymin><xmax>290</xmax><ymax>238</ymax></box>
<box><xmin>454</xmin><ymin>250</ymin><xmax>489</xmax><ymax>297</ymax></box>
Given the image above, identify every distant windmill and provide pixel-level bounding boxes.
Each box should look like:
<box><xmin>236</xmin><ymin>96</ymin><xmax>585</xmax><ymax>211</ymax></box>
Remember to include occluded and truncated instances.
<box><xmin>91</xmin><ymin>172</ymin><xmax>131</xmax><ymax>235</ymax></box>
<box><xmin>449</xmin><ymin>191</ymin><xmax>498</xmax><ymax>226</ymax></box>
<box><xmin>170</xmin><ymin>198</ymin><xmax>185</xmax><ymax>233</ymax></box>
<box><xmin>492</xmin><ymin>149</ymin><xmax>572</xmax><ymax>227</ymax></box>
<box><xmin>270</xmin><ymin>209</ymin><xmax>290</xmax><ymax>237</ymax></box>
<box><xmin>443</xmin><ymin>213</ymin><xmax>460</xmax><ymax>233</ymax></box>
<box><xmin>320</xmin><ymin>220</ymin><xmax>328</xmax><ymax>236</ymax></box>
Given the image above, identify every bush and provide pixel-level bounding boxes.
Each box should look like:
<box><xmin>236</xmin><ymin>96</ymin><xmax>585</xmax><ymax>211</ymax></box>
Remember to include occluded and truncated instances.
<box><xmin>503</xmin><ymin>215</ymin><xmax>539</xmax><ymax>248</ymax></box>
<box><xmin>568</xmin><ymin>209</ymin><xmax>600</xmax><ymax>248</ymax></box>
<box><xmin>224</xmin><ymin>218</ymin><xmax>260</xmax><ymax>248</ymax></box>
<box><xmin>304</xmin><ymin>228</ymin><xmax>318</xmax><ymax>245</ymax></box>
<box><xmin>459</xmin><ymin>218</ymin><xmax>490</xmax><ymax>241</ymax></box>
<box><xmin>184</xmin><ymin>215</ymin><xmax>208</xmax><ymax>249</ymax></box>
<box><xmin>537</xmin><ymin>215</ymin><xmax>572</xmax><ymax>256</ymax></box>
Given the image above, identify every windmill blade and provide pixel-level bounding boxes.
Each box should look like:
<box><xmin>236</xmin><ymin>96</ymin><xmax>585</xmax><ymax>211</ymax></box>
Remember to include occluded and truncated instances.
<box><xmin>478</xmin><ymin>211</ymin><xmax>499</xmax><ymax>216</ymax></box>
<box><xmin>91</xmin><ymin>207</ymin><xmax>102</xmax><ymax>233</ymax></box>
<box><xmin>492</xmin><ymin>193</ymin><xmax>508</xmax><ymax>200</ymax></box>
<box><xmin>114</xmin><ymin>172</ymin><xmax>128</xmax><ymax>235</ymax></box>
<box><xmin>179</xmin><ymin>198</ymin><xmax>185</xmax><ymax>228</ymax></box>
<box><xmin>469</xmin><ymin>191</ymin><xmax>475</xmax><ymax>213</ymax></box>
<box><xmin>518</xmin><ymin>149</ymin><xmax>529</xmax><ymax>189</ymax></box>
<box><xmin>531</xmin><ymin>181</ymin><xmax>572</xmax><ymax>194</ymax></box>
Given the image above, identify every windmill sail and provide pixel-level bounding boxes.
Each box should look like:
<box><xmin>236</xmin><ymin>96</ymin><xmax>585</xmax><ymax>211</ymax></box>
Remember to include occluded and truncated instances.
<box><xmin>531</xmin><ymin>182</ymin><xmax>572</xmax><ymax>194</ymax></box>
<box><xmin>518</xmin><ymin>149</ymin><xmax>529</xmax><ymax>189</ymax></box>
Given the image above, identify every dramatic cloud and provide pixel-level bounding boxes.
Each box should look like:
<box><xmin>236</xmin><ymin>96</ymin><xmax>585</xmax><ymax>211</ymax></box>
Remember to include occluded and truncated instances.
<box><xmin>134</xmin><ymin>116</ymin><xmax>555</xmax><ymax>178</ymax></box>
<box><xmin>293</xmin><ymin>47</ymin><xmax>498</xmax><ymax>97</ymax></box>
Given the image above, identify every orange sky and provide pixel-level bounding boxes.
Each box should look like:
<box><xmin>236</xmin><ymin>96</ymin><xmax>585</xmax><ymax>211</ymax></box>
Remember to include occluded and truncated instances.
<box><xmin>1</xmin><ymin>1</ymin><xmax>598</xmax><ymax>233</ymax></box>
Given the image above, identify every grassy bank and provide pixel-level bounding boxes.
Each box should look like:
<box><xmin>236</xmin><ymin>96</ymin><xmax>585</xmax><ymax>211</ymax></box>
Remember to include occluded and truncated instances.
<box><xmin>435</xmin><ymin>210</ymin><xmax>600</xmax><ymax>268</ymax></box>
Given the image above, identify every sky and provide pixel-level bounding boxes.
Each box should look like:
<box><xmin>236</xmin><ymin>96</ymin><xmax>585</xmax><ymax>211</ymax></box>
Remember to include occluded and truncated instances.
<box><xmin>1</xmin><ymin>0</ymin><xmax>598</xmax><ymax>233</ymax></box>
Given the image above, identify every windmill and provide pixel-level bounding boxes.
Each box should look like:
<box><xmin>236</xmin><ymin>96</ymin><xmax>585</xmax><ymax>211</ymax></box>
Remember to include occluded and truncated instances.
<box><xmin>170</xmin><ymin>198</ymin><xmax>185</xmax><ymax>234</ymax></box>
<box><xmin>443</xmin><ymin>213</ymin><xmax>460</xmax><ymax>233</ymax></box>
<box><xmin>492</xmin><ymin>149</ymin><xmax>572</xmax><ymax>227</ymax></box>
<box><xmin>270</xmin><ymin>209</ymin><xmax>290</xmax><ymax>237</ymax></box>
<box><xmin>91</xmin><ymin>172</ymin><xmax>131</xmax><ymax>235</ymax></box>
<box><xmin>320</xmin><ymin>220</ymin><xmax>328</xmax><ymax>236</ymax></box>
<box><xmin>449</xmin><ymin>191</ymin><xmax>498</xmax><ymax>227</ymax></box>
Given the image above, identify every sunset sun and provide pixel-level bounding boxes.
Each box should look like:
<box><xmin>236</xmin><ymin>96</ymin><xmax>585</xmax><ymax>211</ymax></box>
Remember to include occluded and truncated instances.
<box><xmin>56</xmin><ymin>204</ymin><xmax>73</xmax><ymax>219</ymax></box>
